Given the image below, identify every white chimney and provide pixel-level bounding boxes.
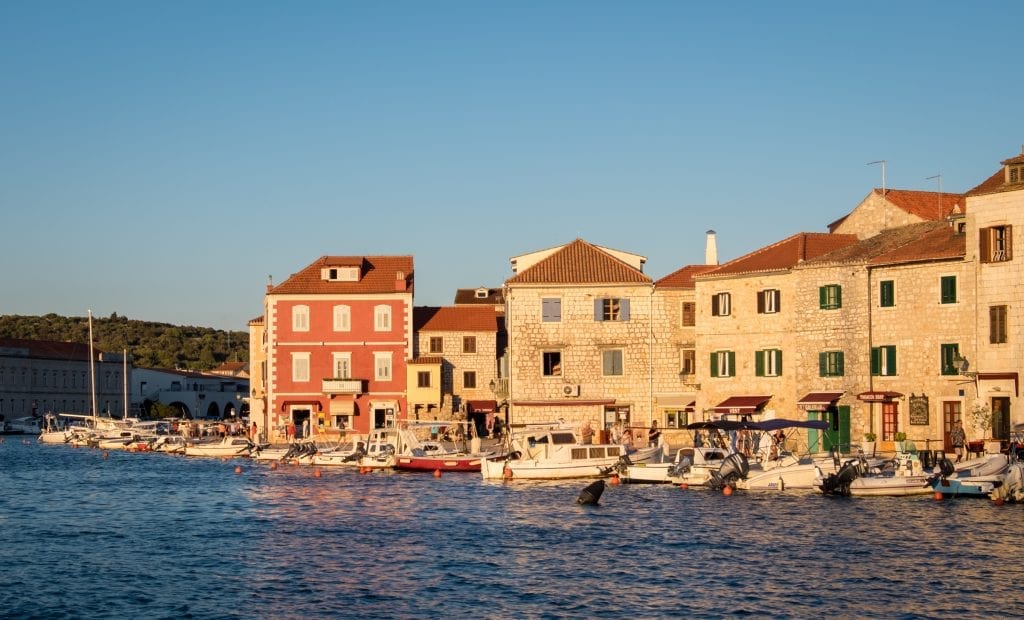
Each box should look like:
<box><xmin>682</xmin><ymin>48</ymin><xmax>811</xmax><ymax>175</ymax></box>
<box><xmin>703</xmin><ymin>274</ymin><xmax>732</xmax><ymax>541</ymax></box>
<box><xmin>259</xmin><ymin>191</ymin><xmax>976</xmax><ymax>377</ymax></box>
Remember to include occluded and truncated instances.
<box><xmin>705</xmin><ymin>230</ymin><xmax>718</xmax><ymax>266</ymax></box>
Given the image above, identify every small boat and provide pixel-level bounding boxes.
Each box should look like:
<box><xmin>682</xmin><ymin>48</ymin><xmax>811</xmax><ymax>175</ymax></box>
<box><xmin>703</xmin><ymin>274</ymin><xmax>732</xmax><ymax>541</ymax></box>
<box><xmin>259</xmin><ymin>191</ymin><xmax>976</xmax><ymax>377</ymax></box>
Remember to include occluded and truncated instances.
<box><xmin>816</xmin><ymin>452</ymin><xmax>933</xmax><ymax>497</ymax></box>
<box><xmin>394</xmin><ymin>422</ymin><xmax>500</xmax><ymax>472</ymax></box>
<box><xmin>38</xmin><ymin>414</ymin><xmax>75</xmax><ymax>444</ymax></box>
<box><xmin>183</xmin><ymin>436</ymin><xmax>254</xmax><ymax>458</ymax></box>
<box><xmin>929</xmin><ymin>453</ymin><xmax>1010</xmax><ymax>498</ymax></box>
<box><xmin>481</xmin><ymin>423</ymin><xmax>662</xmax><ymax>481</ymax></box>
<box><xmin>150</xmin><ymin>435</ymin><xmax>188</xmax><ymax>454</ymax></box>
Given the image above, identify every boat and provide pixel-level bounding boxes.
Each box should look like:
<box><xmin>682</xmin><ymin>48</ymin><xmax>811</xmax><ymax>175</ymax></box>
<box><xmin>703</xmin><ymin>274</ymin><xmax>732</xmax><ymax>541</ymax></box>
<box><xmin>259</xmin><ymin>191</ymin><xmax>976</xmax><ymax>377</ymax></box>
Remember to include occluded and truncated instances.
<box><xmin>481</xmin><ymin>423</ymin><xmax>663</xmax><ymax>481</ymax></box>
<box><xmin>3</xmin><ymin>416</ymin><xmax>41</xmax><ymax>435</ymax></box>
<box><xmin>150</xmin><ymin>435</ymin><xmax>188</xmax><ymax>454</ymax></box>
<box><xmin>37</xmin><ymin>414</ymin><xmax>76</xmax><ymax>444</ymax></box>
<box><xmin>733</xmin><ymin>419</ymin><xmax>841</xmax><ymax>491</ymax></box>
<box><xmin>393</xmin><ymin>421</ymin><xmax>500</xmax><ymax>472</ymax></box>
<box><xmin>928</xmin><ymin>453</ymin><xmax>1010</xmax><ymax>498</ymax></box>
<box><xmin>816</xmin><ymin>452</ymin><xmax>933</xmax><ymax>497</ymax></box>
<box><xmin>183</xmin><ymin>436</ymin><xmax>255</xmax><ymax>458</ymax></box>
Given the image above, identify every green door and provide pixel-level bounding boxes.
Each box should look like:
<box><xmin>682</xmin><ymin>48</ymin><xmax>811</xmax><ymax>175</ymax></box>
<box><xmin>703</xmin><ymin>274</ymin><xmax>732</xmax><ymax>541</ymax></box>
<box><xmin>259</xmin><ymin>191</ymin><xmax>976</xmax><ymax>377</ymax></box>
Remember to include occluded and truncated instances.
<box><xmin>808</xmin><ymin>406</ymin><xmax>851</xmax><ymax>454</ymax></box>
<box><xmin>807</xmin><ymin>410</ymin><xmax>822</xmax><ymax>453</ymax></box>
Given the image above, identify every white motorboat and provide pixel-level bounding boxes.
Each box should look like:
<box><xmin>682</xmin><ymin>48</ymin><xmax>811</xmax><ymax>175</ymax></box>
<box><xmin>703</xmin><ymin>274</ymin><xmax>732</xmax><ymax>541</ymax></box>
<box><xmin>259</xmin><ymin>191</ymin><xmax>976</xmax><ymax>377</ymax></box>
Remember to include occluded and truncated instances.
<box><xmin>816</xmin><ymin>452</ymin><xmax>933</xmax><ymax>497</ymax></box>
<box><xmin>482</xmin><ymin>423</ymin><xmax>662</xmax><ymax>481</ymax></box>
<box><xmin>183</xmin><ymin>436</ymin><xmax>254</xmax><ymax>458</ymax></box>
<box><xmin>38</xmin><ymin>414</ymin><xmax>75</xmax><ymax>444</ymax></box>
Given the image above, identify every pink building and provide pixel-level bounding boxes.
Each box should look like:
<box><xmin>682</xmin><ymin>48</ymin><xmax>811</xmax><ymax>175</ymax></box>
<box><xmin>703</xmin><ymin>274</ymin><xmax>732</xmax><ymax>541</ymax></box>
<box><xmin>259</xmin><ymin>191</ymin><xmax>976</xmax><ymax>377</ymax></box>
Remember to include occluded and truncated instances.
<box><xmin>261</xmin><ymin>255</ymin><xmax>414</xmax><ymax>440</ymax></box>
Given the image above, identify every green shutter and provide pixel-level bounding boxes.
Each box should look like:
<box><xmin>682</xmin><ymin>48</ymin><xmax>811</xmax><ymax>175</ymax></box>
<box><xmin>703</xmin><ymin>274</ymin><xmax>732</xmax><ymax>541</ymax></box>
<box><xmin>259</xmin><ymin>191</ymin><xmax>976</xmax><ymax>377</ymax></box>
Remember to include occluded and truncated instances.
<box><xmin>776</xmin><ymin>350</ymin><xmax>783</xmax><ymax>375</ymax></box>
<box><xmin>728</xmin><ymin>351</ymin><xmax>736</xmax><ymax>377</ymax></box>
<box><xmin>835</xmin><ymin>286</ymin><xmax>842</xmax><ymax>309</ymax></box>
<box><xmin>819</xmin><ymin>286</ymin><xmax>827</xmax><ymax>309</ymax></box>
<box><xmin>837</xmin><ymin>352</ymin><xmax>844</xmax><ymax>376</ymax></box>
<box><xmin>710</xmin><ymin>352</ymin><xmax>719</xmax><ymax>378</ymax></box>
<box><xmin>941</xmin><ymin>276</ymin><xmax>957</xmax><ymax>304</ymax></box>
<box><xmin>819</xmin><ymin>352</ymin><xmax>827</xmax><ymax>376</ymax></box>
<box><xmin>871</xmin><ymin>347</ymin><xmax>880</xmax><ymax>375</ymax></box>
<box><xmin>755</xmin><ymin>350</ymin><xmax>764</xmax><ymax>376</ymax></box>
<box><xmin>880</xmin><ymin>280</ymin><xmax>894</xmax><ymax>307</ymax></box>
<box><xmin>887</xmin><ymin>345</ymin><xmax>896</xmax><ymax>375</ymax></box>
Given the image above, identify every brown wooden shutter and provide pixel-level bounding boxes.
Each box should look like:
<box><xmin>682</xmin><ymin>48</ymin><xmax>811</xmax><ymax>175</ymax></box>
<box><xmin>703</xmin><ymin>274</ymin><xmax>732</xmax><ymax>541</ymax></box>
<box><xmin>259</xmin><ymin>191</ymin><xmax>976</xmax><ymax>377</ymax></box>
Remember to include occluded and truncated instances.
<box><xmin>980</xmin><ymin>227</ymin><xmax>991</xmax><ymax>263</ymax></box>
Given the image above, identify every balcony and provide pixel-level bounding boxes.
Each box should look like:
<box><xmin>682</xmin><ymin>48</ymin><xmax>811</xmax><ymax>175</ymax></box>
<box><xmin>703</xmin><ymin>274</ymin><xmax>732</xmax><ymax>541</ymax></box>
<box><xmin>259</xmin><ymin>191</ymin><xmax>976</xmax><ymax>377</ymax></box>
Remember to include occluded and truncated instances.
<box><xmin>321</xmin><ymin>378</ymin><xmax>363</xmax><ymax>395</ymax></box>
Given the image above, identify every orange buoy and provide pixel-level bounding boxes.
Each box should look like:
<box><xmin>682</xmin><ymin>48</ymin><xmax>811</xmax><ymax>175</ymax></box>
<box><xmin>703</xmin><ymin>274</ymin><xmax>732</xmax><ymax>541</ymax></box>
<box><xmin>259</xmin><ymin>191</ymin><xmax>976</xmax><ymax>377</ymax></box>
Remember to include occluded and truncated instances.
<box><xmin>679</xmin><ymin>483</ymin><xmax>689</xmax><ymax>490</ymax></box>
<box><xmin>502</xmin><ymin>466</ymin><xmax>513</xmax><ymax>480</ymax></box>
<box><xmin>270</xmin><ymin>462</ymin><xmax>278</xmax><ymax>470</ymax></box>
<box><xmin>313</xmin><ymin>469</ymin><xmax>322</xmax><ymax>478</ymax></box>
<box><xmin>234</xmin><ymin>465</ymin><xmax>243</xmax><ymax>474</ymax></box>
<box><xmin>434</xmin><ymin>468</ymin><xmax>442</xmax><ymax>477</ymax></box>
<box><xmin>722</xmin><ymin>485</ymin><xmax>733</xmax><ymax>496</ymax></box>
<box><xmin>360</xmin><ymin>467</ymin><xmax>369</xmax><ymax>474</ymax></box>
<box><xmin>609</xmin><ymin>475</ymin><xmax>620</xmax><ymax>486</ymax></box>
<box><xmin>933</xmin><ymin>491</ymin><xmax>944</xmax><ymax>501</ymax></box>
<box><xmin>993</xmin><ymin>497</ymin><xmax>1005</xmax><ymax>506</ymax></box>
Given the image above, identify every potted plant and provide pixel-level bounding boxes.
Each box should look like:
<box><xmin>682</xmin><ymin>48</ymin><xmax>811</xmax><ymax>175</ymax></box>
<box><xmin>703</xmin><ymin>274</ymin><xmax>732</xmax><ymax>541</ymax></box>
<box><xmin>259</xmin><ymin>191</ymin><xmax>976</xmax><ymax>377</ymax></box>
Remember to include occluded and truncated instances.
<box><xmin>862</xmin><ymin>432</ymin><xmax>877</xmax><ymax>456</ymax></box>
<box><xmin>894</xmin><ymin>431</ymin><xmax>909</xmax><ymax>453</ymax></box>
<box><xmin>969</xmin><ymin>402</ymin><xmax>996</xmax><ymax>454</ymax></box>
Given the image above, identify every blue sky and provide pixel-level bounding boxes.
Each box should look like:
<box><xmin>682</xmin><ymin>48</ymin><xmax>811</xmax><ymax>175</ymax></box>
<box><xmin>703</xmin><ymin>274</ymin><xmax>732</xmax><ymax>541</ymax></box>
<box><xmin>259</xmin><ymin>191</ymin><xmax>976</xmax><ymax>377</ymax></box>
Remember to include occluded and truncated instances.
<box><xmin>2</xmin><ymin>1</ymin><xmax>1020</xmax><ymax>330</ymax></box>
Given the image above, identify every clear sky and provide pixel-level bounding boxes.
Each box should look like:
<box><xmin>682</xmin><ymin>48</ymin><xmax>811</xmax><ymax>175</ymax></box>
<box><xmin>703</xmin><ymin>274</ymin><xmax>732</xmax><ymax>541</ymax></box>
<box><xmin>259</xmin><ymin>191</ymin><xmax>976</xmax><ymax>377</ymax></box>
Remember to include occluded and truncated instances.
<box><xmin>2</xmin><ymin>1</ymin><xmax>1021</xmax><ymax>330</ymax></box>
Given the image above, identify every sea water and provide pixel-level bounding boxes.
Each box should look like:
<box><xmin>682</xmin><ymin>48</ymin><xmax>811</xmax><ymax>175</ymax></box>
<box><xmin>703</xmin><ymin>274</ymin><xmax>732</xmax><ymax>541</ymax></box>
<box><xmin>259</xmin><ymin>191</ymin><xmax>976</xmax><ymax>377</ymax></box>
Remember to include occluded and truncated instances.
<box><xmin>1</xmin><ymin>440</ymin><xmax>1021</xmax><ymax>619</ymax></box>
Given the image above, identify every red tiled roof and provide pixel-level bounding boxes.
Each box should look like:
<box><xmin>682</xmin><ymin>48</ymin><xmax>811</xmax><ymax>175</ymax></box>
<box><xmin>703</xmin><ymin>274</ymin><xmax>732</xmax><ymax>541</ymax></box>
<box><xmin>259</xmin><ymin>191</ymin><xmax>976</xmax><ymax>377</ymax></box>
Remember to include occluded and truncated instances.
<box><xmin>802</xmin><ymin>222</ymin><xmax>952</xmax><ymax>266</ymax></box>
<box><xmin>269</xmin><ymin>255</ymin><xmax>414</xmax><ymax>295</ymax></box>
<box><xmin>409</xmin><ymin>356</ymin><xmax>443</xmax><ymax>365</ymax></box>
<box><xmin>506</xmin><ymin>239</ymin><xmax>652</xmax><ymax>285</ymax></box>
<box><xmin>0</xmin><ymin>338</ymin><xmax>98</xmax><ymax>361</ymax></box>
<box><xmin>869</xmin><ymin>224</ymin><xmax>965</xmax><ymax>265</ymax></box>
<box><xmin>453</xmin><ymin>288</ymin><xmax>505</xmax><ymax>305</ymax></box>
<box><xmin>965</xmin><ymin>151</ymin><xmax>1024</xmax><ymax>197</ymax></box>
<box><xmin>655</xmin><ymin>264</ymin><xmax>718</xmax><ymax>288</ymax></box>
<box><xmin>699</xmin><ymin>233</ymin><xmax>858</xmax><ymax>278</ymax></box>
<box><xmin>880</xmin><ymin>189</ymin><xmax>965</xmax><ymax>220</ymax></box>
<box><xmin>414</xmin><ymin>306</ymin><xmax>498</xmax><ymax>332</ymax></box>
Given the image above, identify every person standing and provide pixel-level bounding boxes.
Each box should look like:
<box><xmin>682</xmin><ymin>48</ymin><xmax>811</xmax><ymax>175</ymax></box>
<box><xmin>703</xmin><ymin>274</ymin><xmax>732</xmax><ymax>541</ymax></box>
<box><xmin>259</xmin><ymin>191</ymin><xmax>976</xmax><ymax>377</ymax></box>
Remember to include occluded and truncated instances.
<box><xmin>648</xmin><ymin>420</ymin><xmax>661</xmax><ymax>448</ymax></box>
<box><xmin>951</xmin><ymin>419</ymin><xmax>966</xmax><ymax>463</ymax></box>
<box><xmin>581</xmin><ymin>420</ymin><xmax>594</xmax><ymax>445</ymax></box>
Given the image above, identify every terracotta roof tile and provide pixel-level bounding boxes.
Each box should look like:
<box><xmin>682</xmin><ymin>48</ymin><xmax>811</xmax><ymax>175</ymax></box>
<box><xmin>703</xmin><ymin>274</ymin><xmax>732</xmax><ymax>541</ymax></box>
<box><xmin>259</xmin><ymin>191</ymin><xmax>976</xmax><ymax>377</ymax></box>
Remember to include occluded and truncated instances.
<box><xmin>869</xmin><ymin>224</ymin><xmax>965</xmax><ymax>265</ymax></box>
<box><xmin>699</xmin><ymin>233</ymin><xmax>859</xmax><ymax>278</ymax></box>
<box><xmin>453</xmin><ymin>288</ymin><xmax>505</xmax><ymax>305</ymax></box>
<box><xmin>801</xmin><ymin>221</ymin><xmax>952</xmax><ymax>266</ymax></box>
<box><xmin>965</xmin><ymin>150</ymin><xmax>1024</xmax><ymax>197</ymax></box>
<box><xmin>414</xmin><ymin>306</ymin><xmax>498</xmax><ymax>332</ymax></box>
<box><xmin>880</xmin><ymin>189</ymin><xmax>965</xmax><ymax>220</ymax></box>
<box><xmin>655</xmin><ymin>264</ymin><xmax>718</xmax><ymax>288</ymax></box>
<box><xmin>409</xmin><ymin>356</ymin><xmax>444</xmax><ymax>365</ymax></box>
<box><xmin>506</xmin><ymin>239</ymin><xmax>652</xmax><ymax>286</ymax></box>
<box><xmin>0</xmin><ymin>338</ymin><xmax>98</xmax><ymax>361</ymax></box>
<box><xmin>269</xmin><ymin>255</ymin><xmax>414</xmax><ymax>295</ymax></box>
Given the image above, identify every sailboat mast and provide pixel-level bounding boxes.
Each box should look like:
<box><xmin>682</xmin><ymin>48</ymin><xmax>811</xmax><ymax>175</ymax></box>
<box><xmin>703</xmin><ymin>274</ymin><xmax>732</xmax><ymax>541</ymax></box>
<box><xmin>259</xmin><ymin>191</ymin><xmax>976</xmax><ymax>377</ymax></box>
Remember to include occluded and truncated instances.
<box><xmin>88</xmin><ymin>310</ymin><xmax>98</xmax><ymax>419</ymax></box>
<box><xmin>123</xmin><ymin>348</ymin><xmax>128</xmax><ymax>420</ymax></box>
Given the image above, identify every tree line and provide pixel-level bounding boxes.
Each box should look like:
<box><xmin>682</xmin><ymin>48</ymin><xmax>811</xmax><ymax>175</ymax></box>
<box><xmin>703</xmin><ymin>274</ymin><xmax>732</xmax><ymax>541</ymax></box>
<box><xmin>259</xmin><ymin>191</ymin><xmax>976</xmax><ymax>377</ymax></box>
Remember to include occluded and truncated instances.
<box><xmin>0</xmin><ymin>313</ymin><xmax>249</xmax><ymax>371</ymax></box>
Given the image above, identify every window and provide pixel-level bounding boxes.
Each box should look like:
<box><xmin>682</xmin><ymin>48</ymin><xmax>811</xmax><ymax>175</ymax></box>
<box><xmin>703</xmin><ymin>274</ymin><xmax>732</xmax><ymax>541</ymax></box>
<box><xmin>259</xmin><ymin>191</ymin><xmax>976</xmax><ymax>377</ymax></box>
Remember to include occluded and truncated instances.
<box><xmin>819</xmin><ymin>351</ymin><xmax>844</xmax><ymax>377</ymax></box>
<box><xmin>291</xmin><ymin>353</ymin><xmax>310</xmax><ymax>382</ymax></box>
<box><xmin>819</xmin><ymin>285</ymin><xmax>842</xmax><ymax>310</ymax></box>
<box><xmin>463</xmin><ymin>336</ymin><xmax>477</xmax><ymax>354</ymax></box>
<box><xmin>711</xmin><ymin>292</ymin><xmax>731</xmax><ymax>317</ymax></box>
<box><xmin>980</xmin><ymin>225</ymin><xmax>1013</xmax><ymax>263</ymax></box>
<box><xmin>542</xmin><ymin>298</ymin><xmax>561</xmax><ymax>322</ymax></box>
<box><xmin>879</xmin><ymin>280</ymin><xmax>895</xmax><ymax>308</ymax></box>
<box><xmin>417</xmin><ymin>371</ymin><xmax>431</xmax><ymax>388</ymax></box>
<box><xmin>374</xmin><ymin>352</ymin><xmax>392</xmax><ymax>380</ymax></box>
<box><xmin>332</xmin><ymin>353</ymin><xmax>351</xmax><ymax>379</ymax></box>
<box><xmin>542</xmin><ymin>352</ymin><xmax>562</xmax><ymax>377</ymax></box>
<box><xmin>602</xmin><ymin>350</ymin><xmax>624</xmax><ymax>376</ymax></box>
<box><xmin>333</xmin><ymin>305</ymin><xmax>351</xmax><ymax>331</ymax></box>
<box><xmin>665</xmin><ymin>410</ymin><xmax>688</xmax><ymax>429</ymax></box>
<box><xmin>940</xmin><ymin>276</ymin><xmax>957</xmax><ymax>304</ymax></box>
<box><xmin>755</xmin><ymin>349</ymin><xmax>782</xmax><ymax>377</ymax></box>
<box><xmin>292</xmin><ymin>305</ymin><xmax>310</xmax><ymax>332</ymax></box>
<box><xmin>595</xmin><ymin>298</ymin><xmax>630</xmax><ymax>322</ymax></box>
<box><xmin>681</xmin><ymin>302</ymin><xmax>695</xmax><ymax>327</ymax></box>
<box><xmin>871</xmin><ymin>345</ymin><xmax>897</xmax><ymax>376</ymax></box>
<box><xmin>709</xmin><ymin>351</ymin><xmax>735</xmax><ymax>378</ymax></box>
<box><xmin>1011</xmin><ymin>165</ymin><xmax>1024</xmax><ymax>184</ymax></box>
<box><xmin>940</xmin><ymin>344</ymin><xmax>960</xmax><ymax>376</ymax></box>
<box><xmin>428</xmin><ymin>337</ymin><xmax>443</xmax><ymax>354</ymax></box>
<box><xmin>374</xmin><ymin>305</ymin><xmax>392</xmax><ymax>332</ymax></box>
<box><xmin>463</xmin><ymin>371</ymin><xmax>476</xmax><ymax>389</ymax></box>
<box><xmin>990</xmin><ymin>305</ymin><xmax>1008</xmax><ymax>344</ymax></box>
<box><xmin>680</xmin><ymin>348</ymin><xmax>696</xmax><ymax>376</ymax></box>
<box><xmin>757</xmin><ymin>289</ymin><xmax>781</xmax><ymax>314</ymax></box>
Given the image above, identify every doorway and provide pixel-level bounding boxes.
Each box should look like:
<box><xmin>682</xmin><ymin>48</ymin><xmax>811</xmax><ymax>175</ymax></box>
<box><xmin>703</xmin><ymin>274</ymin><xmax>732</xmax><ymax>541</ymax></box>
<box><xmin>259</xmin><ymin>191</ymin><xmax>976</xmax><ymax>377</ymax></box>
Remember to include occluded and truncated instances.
<box><xmin>942</xmin><ymin>401</ymin><xmax>962</xmax><ymax>451</ymax></box>
<box><xmin>291</xmin><ymin>409</ymin><xmax>311</xmax><ymax>439</ymax></box>
<box><xmin>807</xmin><ymin>406</ymin><xmax>850</xmax><ymax>454</ymax></box>
<box><xmin>991</xmin><ymin>396</ymin><xmax>1011</xmax><ymax>441</ymax></box>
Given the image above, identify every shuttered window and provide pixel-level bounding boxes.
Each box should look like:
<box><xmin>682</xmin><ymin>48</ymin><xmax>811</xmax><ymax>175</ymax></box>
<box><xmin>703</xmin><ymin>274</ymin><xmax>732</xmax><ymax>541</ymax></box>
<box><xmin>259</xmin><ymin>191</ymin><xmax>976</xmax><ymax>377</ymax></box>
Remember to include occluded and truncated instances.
<box><xmin>990</xmin><ymin>305</ymin><xmax>1008</xmax><ymax>344</ymax></box>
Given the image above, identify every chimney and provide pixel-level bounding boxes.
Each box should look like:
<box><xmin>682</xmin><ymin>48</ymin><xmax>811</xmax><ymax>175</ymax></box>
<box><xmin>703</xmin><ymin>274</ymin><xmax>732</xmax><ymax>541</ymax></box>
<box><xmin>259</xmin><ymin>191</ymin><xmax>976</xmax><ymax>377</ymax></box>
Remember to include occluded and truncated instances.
<box><xmin>705</xmin><ymin>230</ymin><xmax>719</xmax><ymax>266</ymax></box>
<box><xmin>266</xmin><ymin>275</ymin><xmax>273</xmax><ymax>293</ymax></box>
<box><xmin>395</xmin><ymin>270</ymin><xmax>406</xmax><ymax>291</ymax></box>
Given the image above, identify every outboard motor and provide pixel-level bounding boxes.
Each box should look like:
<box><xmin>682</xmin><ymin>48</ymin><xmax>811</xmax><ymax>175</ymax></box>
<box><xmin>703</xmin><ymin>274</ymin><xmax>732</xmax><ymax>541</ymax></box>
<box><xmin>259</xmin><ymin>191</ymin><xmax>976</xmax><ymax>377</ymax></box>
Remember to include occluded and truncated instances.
<box><xmin>819</xmin><ymin>459</ymin><xmax>863</xmax><ymax>496</ymax></box>
<box><xmin>938</xmin><ymin>457</ymin><xmax>955</xmax><ymax>478</ymax></box>
<box><xmin>707</xmin><ymin>453</ymin><xmax>749</xmax><ymax>490</ymax></box>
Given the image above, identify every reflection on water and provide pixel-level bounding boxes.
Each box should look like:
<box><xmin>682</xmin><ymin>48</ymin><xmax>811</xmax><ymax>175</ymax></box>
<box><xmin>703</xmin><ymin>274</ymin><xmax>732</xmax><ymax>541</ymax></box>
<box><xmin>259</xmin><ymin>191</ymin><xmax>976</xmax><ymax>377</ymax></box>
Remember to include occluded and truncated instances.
<box><xmin>1</xmin><ymin>440</ymin><xmax>1022</xmax><ymax>618</ymax></box>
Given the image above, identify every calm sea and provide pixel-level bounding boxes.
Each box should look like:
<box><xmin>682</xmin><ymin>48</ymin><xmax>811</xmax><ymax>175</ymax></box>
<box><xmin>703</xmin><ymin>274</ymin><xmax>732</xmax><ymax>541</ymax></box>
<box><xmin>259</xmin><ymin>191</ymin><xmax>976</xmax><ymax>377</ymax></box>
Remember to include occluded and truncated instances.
<box><xmin>1</xmin><ymin>439</ymin><xmax>1021</xmax><ymax>619</ymax></box>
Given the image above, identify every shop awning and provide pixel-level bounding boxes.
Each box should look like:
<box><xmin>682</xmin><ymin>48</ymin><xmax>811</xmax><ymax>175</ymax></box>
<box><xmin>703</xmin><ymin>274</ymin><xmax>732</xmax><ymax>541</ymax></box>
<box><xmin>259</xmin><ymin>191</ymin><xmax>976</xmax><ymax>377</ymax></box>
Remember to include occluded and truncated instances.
<box><xmin>466</xmin><ymin>400</ymin><xmax>498</xmax><ymax>413</ymax></box>
<box><xmin>280</xmin><ymin>400</ymin><xmax>323</xmax><ymax>412</ymax></box>
<box><xmin>856</xmin><ymin>391</ymin><xmax>903</xmax><ymax>402</ymax></box>
<box><xmin>796</xmin><ymin>391</ymin><xmax>844</xmax><ymax>410</ymax></box>
<box><xmin>329</xmin><ymin>397</ymin><xmax>354</xmax><ymax>415</ymax></box>
<box><xmin>977</xmin><ymin>372</ymin><xmax>1019</xmax><ymax>396</ymax></box>
<box><xmin>657</xmin><ymin>395</ymin><xmax>697</xmax><ymax>411</ymax></box>
<box><xmin>711</xmin><ymin>395</ymin><xmax>772</xmax><ymax>414</ymax></box>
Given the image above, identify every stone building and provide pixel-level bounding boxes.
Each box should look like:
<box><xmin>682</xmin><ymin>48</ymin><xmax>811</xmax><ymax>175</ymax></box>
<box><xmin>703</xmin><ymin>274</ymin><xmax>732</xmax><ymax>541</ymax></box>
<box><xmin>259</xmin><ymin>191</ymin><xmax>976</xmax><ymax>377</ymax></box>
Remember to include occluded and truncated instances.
<box><xmin>503</xmin><ymin>239</ymin><xmax>654</xmax><ymax>433</ymax></box>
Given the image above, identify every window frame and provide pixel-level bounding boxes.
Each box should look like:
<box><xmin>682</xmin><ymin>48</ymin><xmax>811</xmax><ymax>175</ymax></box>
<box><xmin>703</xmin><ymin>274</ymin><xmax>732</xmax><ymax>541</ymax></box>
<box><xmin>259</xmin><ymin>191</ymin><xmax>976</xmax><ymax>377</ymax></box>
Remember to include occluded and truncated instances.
<box><xmin>940</xmin><ymin>343</ymin><xmax>960</xmax><ymax>376</ymax></box>
<box><xmin>709</xmin><ymin>350</ymin><xmax>735</xmax><ymax>378</ymax></box>
<box><xmin>602</xmin><ymin>349</ymin><xmax>624</xmax><ymax>377</ymax></box>
<box><xmin>681</xmin><ymin>301</ymin><xmax>696</xmax><ymax>327</ymax></box>
<box><xmin>374</xmin><ymin>304</ymin><xmax>392</xmax><ymax>332</ymax></box>
<box><xmin>980</xmin><ymin>225</ymin><xmax>1013</xmax><ymax>263</ymax></box>
<box><xmin>417</xmin><ymin>371</ymin><xmax>431</xmax><ymax>388</ymax></box>
<box><xmin>755</xmin><ymin>348</ymin><xmax>783</xmax><ymax>377</ymax></box>
<box><xmin>711</xmin><ymin>292</ymin><xmax>732</xmax><ymax>317</ymax></box>
<box><xmin>428</xmin><ymin>336</ymin><xmax>443</xmax><ymax>354</ymax></box>
<box><xmin>463</xmin><ymin>336</ymin><xmax>477</xmax><ymax>354</ymax></box>
<box><xmin>990</xmin><ymin>305</ymin><xmax>1008</xmax><ymax>344</ymax></box>
<box><xmin>879</xmin><ymin>280</ymin><xmax>895</xmax><ymax>308</ymax></box>
<box><xmin>292</xmin><ymin>305</ymin><xmax>310</xmax><ymax>332</ymax></box>
<box><xmin>871</xmin><ymin>345</ymin><xmax>898</xmax><ymax>376</ymax></box>
<box><xmin>680</xmin><ymin>348</ymin><xmax>696</xmax><ymax>376</ymax></box>
<box><xmin>332</xmin><ymin>352</ymin><xmax>352</xmax><ymax>379</ymax></box>
<box><xmin>463</xmin><ymin>371</ymin><xmax>476</xmax><ymax>389</ymax></box>
<box><xmin>595</xmin><ymin>298</ymin><xmax>630</xmax><ymax>322</ymax></box>
<box><xmin>291</xmin><ymin>352</ymin><xmax>310</xmax><ymax>382</ymax></box>
<box><xmin>819</xmin><ymin>284</ymin><xmax>842</xmax><ymax>310</ymax></box>
<box><xmin>542</xmin><ymin>351</ymin><xmax>562</xmax><ymax>377</ymax></box>
<box><xmin>757</xmin><ymin>289</ymin><xmax>781</xmax><ymax>314</ymax></box>
<box><xmin>819</xmin><ymin>351</ymin><xmax>844</xmax><ymax>377</ymax></box>
<box><xmin>374</xmin><ymin>352</ymin><xmax>392</xmax><ymax>381</ymax></box>
<box><xmin>940</xmin><ymin>276</ymin><xmax>957</xmax><ymax>304</ymax></box>
<box><xmin>542</xmin><ymin>298</ymin><xmax>562</xmax><ymax>323</ymax></box>
<box><xmin>333</xmin><ymin>304</ymin><xmax>351</xmax><ymax>332</ymax></box>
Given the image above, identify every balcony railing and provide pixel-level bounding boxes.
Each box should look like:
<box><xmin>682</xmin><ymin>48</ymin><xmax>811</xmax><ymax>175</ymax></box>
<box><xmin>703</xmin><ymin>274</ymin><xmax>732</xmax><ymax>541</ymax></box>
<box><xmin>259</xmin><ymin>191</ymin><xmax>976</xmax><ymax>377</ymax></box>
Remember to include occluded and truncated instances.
<box><xmin>321</xmin><ymin>378</ymin><xmax>363</xmax><ymax>395</ymax></box>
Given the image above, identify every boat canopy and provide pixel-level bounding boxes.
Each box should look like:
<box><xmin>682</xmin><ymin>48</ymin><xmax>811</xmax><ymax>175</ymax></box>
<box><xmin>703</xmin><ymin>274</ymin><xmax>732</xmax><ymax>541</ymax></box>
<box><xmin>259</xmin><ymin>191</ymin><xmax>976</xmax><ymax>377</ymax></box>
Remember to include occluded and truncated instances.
<box><xmin>685</xmin><ymin>419</ymin><xmax>828</xmax><ymax>432</ymax></box>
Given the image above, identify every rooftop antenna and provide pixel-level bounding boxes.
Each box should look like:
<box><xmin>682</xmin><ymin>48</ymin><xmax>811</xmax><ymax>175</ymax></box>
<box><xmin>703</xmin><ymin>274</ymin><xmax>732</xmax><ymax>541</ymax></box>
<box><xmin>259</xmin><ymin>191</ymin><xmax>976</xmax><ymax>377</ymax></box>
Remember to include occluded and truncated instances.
<box><xmin>926</xmin><ymin>173</ymin><xmax>942</xmax><ymax>215</ymax></box>
<box><xmin>868</xmin><ymin>160</ymin><xmax>887</xmax><ymax>229</ymax></box>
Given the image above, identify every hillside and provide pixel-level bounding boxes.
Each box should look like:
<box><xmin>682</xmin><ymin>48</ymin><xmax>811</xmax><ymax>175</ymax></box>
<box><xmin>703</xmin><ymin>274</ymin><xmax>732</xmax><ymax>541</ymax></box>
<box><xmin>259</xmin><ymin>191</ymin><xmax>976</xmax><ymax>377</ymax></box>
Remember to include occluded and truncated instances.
<box><xmin>0</xmin><ymin>313</ymin><xmax>249</xmax><ymax>371</ymax></box>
